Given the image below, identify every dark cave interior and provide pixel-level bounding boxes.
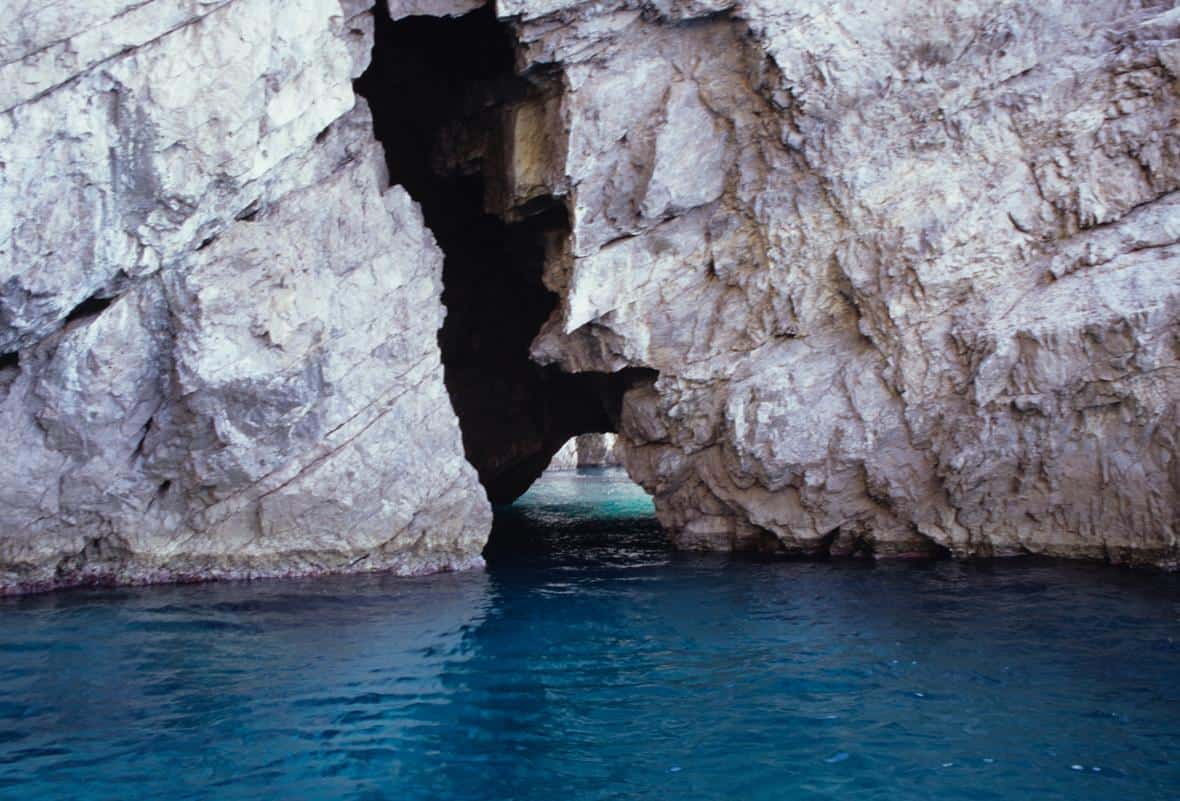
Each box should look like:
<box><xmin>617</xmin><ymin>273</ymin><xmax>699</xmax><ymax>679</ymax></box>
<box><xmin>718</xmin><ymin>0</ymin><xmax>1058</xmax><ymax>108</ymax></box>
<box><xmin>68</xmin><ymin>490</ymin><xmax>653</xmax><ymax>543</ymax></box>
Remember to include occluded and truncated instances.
<box><xmin>355</xmin><ymin>3</ymin><xmax>654</xmax><ymax>504</ymax></box>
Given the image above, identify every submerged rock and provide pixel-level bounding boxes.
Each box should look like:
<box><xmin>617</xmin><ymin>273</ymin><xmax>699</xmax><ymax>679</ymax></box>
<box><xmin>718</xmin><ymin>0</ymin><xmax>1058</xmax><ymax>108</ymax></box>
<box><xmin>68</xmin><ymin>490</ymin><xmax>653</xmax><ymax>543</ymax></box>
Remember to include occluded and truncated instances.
<box><xmin>1</xmin><ymin>0</ymin><xmax>1177</xmax><ymax>591</ymax></box>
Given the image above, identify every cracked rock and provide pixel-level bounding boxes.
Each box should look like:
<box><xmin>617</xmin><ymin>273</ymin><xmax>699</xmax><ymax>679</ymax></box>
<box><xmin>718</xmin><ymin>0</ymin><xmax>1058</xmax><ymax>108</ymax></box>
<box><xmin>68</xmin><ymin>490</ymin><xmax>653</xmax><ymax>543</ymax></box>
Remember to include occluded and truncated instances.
<box><xmin>1</xmin><ymin>0</ymin><xmax>1179</xmax><ymax>592</ymax></box>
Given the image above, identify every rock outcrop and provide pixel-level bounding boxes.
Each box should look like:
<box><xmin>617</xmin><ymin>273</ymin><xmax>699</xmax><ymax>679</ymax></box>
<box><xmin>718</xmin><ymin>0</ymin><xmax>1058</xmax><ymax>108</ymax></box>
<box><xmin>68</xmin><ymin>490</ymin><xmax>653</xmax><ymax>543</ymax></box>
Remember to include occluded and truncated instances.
<box><xmin>546</xmin><ymin>437</ymin><xmax>581</xmax><ymax>471</ymax></box>
<box><xmin>0</xmin><ymin>0</ymin><xmax>489</xmax><ymax>593</ymax></box>
<box><xmin>545</xmin><ymin>433</ymin><xmax>625</xmax><ymax>470</ymax></box>
<box><xmin>577</xmin><ymin>433</ymin><xmax>625</xmax><ymax>468</ymax></box>
<box><xmin>517</xmin><ymin>0</ymin><xmax>1180</xmax><ymax>566</ymax></box>
<box><xmin>2</xmin><ymin>0</ymin><xmax>1178</xmax><ymax>592</ymax></box>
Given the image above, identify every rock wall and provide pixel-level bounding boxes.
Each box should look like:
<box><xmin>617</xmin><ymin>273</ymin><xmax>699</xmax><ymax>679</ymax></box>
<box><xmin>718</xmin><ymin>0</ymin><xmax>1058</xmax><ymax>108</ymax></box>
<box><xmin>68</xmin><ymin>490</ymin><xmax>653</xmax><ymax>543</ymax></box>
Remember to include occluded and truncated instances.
<box><xmin>0</xmin><ymin>0</ymin><xmax>490</xmax><ymax>593</ymax></box>
<box><xmin>545</xmin><ymin>433</ymin><xmax>624</xmax><ymax>470</ymax></box>
<box><xmin>515</xmin><ymin>0</ymin><xmax>1180</xmax><ymax>565</ymax></box>
<box><xmin>546</xmin><ymin>438</ymin><xmax>581</xmax><ymax>471</ymax></box>
<box><xmin>578</xmin><ymin>433</ymin><xmax>624</xmax><ymax>468</ymax></box>
<box><xmin>2</xmin><ymin>0</ymin><xmax>1178</xmax><ymax>592</ymax></box>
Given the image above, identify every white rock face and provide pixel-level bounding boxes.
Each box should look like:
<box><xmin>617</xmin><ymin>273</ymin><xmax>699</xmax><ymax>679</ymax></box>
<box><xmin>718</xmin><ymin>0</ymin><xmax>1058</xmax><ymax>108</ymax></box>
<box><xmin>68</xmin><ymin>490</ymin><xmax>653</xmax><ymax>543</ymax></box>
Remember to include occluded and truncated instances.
<box><xmin>0</xmin><ymin>0</ymin><xmax>489</xmax><ymax>593</ymax></box>
<box><xmin>545</xmin><ymin>434</ymin><xmax>624</xmax><ymax>471</ymax></box>
<box><xmin>546</xmin><ymin>438</ymin><xmax>580</xmax><ymax>471</ymax></box>
<box><xmin>2</xmin><ymin>0</ymin><xmax>1178</xmax><ymax>592</ymax></box>
<box><xmin>577</xmin><ymin>433</ymin><xmax>624</xmax><ymax>468</ymax></box>
<box><xmin>517</xmin><ymin>0</ymin><xmax>1180</xmax><ymax>565</ymax></box>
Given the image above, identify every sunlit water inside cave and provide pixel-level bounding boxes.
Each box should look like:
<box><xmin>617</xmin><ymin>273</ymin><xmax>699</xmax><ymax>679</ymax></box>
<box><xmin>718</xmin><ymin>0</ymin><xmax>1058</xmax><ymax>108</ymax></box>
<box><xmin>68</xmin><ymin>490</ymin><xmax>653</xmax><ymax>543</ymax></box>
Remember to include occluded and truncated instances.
<box><xmin>1</xmin><ymin>468</ymin><xmax>1178</xmax><ymax>800</ymax></box>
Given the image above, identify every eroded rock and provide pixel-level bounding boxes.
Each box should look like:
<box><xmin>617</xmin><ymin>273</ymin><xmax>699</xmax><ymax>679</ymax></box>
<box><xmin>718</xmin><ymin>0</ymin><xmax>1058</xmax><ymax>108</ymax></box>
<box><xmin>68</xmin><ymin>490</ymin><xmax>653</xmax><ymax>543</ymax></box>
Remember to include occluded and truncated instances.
<box><xmin>2</xmin><ymin>0</ymin><xmax>1178</xmax><ymax>593</ymax></box>
<box><xmin>515</xmin><ymin>0</ymin><xmax>1180</xmax><ymax>566</ymax></box>
<box><xmin>545</xmin><ymin>433</ymin><xmax>625</xmax><ymax>470</ymax></box>
<box><xmin>0</xmin><ymin>1</ymin><xmax>489</xmax><ymax>593</ymax></box>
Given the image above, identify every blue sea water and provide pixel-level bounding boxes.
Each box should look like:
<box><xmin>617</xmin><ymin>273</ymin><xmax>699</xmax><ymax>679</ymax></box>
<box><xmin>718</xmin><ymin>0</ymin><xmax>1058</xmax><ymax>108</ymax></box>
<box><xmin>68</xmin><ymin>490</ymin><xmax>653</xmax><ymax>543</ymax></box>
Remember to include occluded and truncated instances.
<box><xmin>1</xmin><ymin>468</ymin><xmax>1178</xmax><ymax>800</ymax></box>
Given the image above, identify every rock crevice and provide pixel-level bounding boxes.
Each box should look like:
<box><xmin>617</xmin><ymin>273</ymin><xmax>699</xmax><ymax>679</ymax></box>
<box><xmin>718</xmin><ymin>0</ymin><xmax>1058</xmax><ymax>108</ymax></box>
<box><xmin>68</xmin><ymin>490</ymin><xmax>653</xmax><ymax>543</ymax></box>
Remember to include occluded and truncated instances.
<box><xmin>356</xmin><ymin>3</ymin><xmax>656</xmax><ymax>504</ymax></box>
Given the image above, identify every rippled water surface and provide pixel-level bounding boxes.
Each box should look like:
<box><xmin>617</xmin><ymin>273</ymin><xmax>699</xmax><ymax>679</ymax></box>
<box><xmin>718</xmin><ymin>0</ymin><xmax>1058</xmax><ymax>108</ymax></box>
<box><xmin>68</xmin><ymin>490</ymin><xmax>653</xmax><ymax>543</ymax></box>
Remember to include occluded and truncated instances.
<box><xmin>2</xmin><ymin>469</ymin><xmax>1179</xmax><ymax>800</ymax></box>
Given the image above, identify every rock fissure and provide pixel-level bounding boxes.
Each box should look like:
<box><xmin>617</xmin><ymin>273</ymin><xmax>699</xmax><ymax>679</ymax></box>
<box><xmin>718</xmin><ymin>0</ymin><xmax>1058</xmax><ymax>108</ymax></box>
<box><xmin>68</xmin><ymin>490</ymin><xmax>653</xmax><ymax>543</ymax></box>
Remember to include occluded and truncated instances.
<box><xmin>63</xmin><ymin>293</ymin><xmax>117</xmax><ymax>325</ymax></box>
<box><xmin>355</xmin><ymin>3</ymin><xmax>656</xmax><ymax>504</ymax></box>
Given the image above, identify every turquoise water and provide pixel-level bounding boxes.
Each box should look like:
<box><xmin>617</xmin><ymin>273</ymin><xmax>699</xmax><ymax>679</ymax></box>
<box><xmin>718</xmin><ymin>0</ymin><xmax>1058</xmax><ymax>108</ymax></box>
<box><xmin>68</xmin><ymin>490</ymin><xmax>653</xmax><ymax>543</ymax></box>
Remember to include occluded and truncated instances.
<box><xmin>1</xmin><ymin>468</ymin><xmax>1179</xmax><ymax>800</ymax></box>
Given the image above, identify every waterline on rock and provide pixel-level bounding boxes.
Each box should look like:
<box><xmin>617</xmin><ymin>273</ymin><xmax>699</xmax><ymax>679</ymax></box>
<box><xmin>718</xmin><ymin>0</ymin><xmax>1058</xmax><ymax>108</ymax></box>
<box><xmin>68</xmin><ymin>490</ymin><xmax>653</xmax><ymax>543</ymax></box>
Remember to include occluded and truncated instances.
<box><xmin>0</xmin><ymin>469</ymin><xmax>1177</xmax><ymax>800</ymax></box>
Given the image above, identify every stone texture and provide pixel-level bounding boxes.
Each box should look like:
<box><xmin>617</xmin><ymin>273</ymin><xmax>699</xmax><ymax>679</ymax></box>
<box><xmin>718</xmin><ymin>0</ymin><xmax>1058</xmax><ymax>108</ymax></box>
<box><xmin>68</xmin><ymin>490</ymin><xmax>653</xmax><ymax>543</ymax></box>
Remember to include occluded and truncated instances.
<box><xmin>517</xmin><ymin>0</ymin><xmax>1180</xmax><ymax>566</ymax></box>
<box><xmin>0</xmin><ymin>0</ymin><xmax>489</xmax><ymax>593</ymax></box>
<box><xmin>2</xmin><ymin>0</ymin><xmax>1178</xmax><ymax>593</ymax></box>
<box><xmin>546</xmin><ymin>437</ymin><xmax>580</xmax><ymax>471</ymax></box>
<box><xmin>387</xmin><ymin>0</ymin><xmax>484</xmax><ymax>19</ymax></box>
<box><xmin>545</xmin><ymin>433</ymin><xmax>624</xmax><ymax>470</ymax></box>
<box><xmin>577</xmin><ymin>433</ymin><xmax>624</xmax><ymax>468</ymax></box>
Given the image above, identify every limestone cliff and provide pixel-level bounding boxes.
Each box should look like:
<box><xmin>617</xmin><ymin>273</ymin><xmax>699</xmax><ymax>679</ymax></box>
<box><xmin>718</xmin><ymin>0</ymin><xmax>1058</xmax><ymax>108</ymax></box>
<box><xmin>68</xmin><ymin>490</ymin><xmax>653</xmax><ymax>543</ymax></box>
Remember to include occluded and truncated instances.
<box><xmin>1</xmin><ymin>0</ymin><xmax>1178</xmax><ymax>593</ymax></box>
<box><xmin>0</xmin><ymin>0</ymin><xmax>490</xmax><ymax>593</ymax></box>
<box><xmin>513</xmin><ymin>0</ymin><xmax>1180</xmax><ymax>566</ymax></box>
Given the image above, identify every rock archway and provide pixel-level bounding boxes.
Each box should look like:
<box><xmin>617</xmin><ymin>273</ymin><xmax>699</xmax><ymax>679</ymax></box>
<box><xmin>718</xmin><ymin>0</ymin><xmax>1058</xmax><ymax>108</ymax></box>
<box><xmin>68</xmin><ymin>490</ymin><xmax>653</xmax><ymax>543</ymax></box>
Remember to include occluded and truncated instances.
<box><xmin>359</xmin><ymin>0</ymin><xmax>1180</xmax><ymax>566</ymax></box>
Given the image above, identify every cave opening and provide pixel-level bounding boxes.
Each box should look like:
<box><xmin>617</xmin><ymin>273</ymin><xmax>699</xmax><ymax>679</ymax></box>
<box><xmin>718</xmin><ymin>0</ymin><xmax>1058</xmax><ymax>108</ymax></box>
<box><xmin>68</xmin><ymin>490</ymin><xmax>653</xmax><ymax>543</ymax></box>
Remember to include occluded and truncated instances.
<box><xmin>354</xmin><ymin>3</ymin><xmax>656</xmax><ymax>505</ymax></box>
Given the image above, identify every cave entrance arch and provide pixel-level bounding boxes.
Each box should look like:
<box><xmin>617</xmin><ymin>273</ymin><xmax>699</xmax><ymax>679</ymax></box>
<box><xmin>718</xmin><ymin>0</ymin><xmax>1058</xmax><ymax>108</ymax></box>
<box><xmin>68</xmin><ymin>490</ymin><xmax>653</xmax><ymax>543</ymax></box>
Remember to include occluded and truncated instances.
<box><xmin>355</xmin><ymin>3</ymin><xmax>655</xmax><ymax>503</ymax></box>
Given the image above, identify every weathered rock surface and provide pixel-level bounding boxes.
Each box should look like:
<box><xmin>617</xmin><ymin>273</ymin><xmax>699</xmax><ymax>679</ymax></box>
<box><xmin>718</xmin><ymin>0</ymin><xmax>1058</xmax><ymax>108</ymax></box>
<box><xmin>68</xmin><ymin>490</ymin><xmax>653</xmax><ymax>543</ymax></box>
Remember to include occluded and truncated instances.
<box><xmin>2</xmin><ymin>0</ymin><xmax>1178</xmax><ymax>592</ymax></box>
<box><xmin>545</xmin><ymin>433</ymin><xmax>624</xmax><ymax>470</ymax></box>
<box><xmin>0</xmin><ymin>0</ymin><xmax>489</xmax><ymax>593</ymax></box>
<box><xmin>577</xmin><ymin>433</ymin><xmax>624</xmax><ymax>468</ymax></box>
<box><xmin>518</xmin><ymin>0</ymin><xmax>1180</xmax><ymax>566</ymax></box>
<box><xmin>546</xmin><ymin>437</ymin><xmax>581</xmax><ymax>471</ymax></box>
